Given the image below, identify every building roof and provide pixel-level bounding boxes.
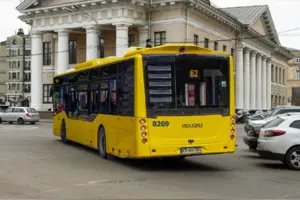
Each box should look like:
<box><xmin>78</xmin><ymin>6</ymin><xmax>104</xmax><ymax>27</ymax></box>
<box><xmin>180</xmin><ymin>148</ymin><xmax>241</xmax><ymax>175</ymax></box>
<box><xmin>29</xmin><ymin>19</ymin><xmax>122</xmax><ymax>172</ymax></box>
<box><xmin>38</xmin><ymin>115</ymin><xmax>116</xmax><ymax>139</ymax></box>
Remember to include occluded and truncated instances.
<box><xmin>222</xmin><ymin>5</ymin><xmax>281</xmax><ymax>45</ymax></box>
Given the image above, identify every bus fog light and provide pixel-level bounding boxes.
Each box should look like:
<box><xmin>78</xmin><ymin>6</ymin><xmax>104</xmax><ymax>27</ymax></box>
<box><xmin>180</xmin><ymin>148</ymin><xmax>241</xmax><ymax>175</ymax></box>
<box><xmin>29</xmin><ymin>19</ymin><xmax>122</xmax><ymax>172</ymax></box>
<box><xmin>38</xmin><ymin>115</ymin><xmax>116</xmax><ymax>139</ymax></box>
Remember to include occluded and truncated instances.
<box><xmin>141</xmin><ymin>138</ymin><xmax>148</xmax><ymax>143</ymax></box>
<box><xmin>231</xmin><ymin>123</ymin><xmax>235</xmax><ymax>128</ymax></box>
<box><xmin>139</xmin><ymin>119</ymin><xmax>146</xmax><ymax>124</ymax></box>
<box><xmin>230</xmin><ymin>135</ymin><xmax>235</xmax><ymax>140</ymax></box>
<box><xmin>141</xmin><ymin>132</ymin><xmax>147</xmax><ymax>137</ymax></box>
<box><xmin>140</xmin><ymin>125</ymin><xmax>146</xmax><ymax>131</ymax></box>
<box><xmin>231</xmin><ymin>129</ymin><xmax>235</xmax><ymax>134</ymax></box>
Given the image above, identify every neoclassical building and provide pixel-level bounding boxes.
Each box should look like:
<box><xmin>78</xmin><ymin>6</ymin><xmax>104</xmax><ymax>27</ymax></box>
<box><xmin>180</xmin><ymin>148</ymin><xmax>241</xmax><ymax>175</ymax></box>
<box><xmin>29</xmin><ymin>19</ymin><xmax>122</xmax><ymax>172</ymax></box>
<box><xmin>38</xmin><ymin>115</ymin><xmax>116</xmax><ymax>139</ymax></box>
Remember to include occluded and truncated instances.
<box><xmin>16</xmin><ymin>0</ymin><xmax>294</xmax><ymax>110</ymax></box>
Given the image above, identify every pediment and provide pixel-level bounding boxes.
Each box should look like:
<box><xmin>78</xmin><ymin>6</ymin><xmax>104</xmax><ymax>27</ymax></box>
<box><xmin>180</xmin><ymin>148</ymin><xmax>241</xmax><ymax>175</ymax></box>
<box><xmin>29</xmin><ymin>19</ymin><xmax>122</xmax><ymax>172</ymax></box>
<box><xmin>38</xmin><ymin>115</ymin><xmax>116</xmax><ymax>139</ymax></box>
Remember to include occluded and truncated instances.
<box><xmin>16</xmin><ymin>0</ymin><xmax>41</xmax><ymax>12</ymax></box>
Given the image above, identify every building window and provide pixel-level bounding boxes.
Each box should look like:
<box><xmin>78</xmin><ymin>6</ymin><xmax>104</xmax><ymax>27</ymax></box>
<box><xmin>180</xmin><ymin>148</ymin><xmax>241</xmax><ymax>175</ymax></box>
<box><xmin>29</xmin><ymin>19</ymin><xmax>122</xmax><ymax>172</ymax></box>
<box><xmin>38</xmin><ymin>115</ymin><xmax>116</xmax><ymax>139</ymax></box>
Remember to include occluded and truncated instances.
<box><xmin>204</xmin><ymin>38</ymin><xmax>209</xmax><ymax>48</ymax></box>
<box><xmin>275</xmin><ymin>67</ymin><xmax>278</xmax><ymax>83</ymax></box>
<box><xmin>128</xmin><ymin>34</ymin><xmax>135</xmax><ymax>47</ymax></box>
<box><xmin>69</xmin><ymin>40</ymin><xmax>77</xmax><ymax>64</ymax></box>
<box><xmin>231</xmin><ymin>48</ymin><xmax>234</xmax><ymax>57</ymax></box>
<box><xmin>214</xmin><ymin>42</ymin><xmax>218</xmax><ymax>51</ymax></box>
<box><xmin>283</xmin><ymin>69</ymin><xmax>285</xmax><ymax>84</ymax></box>
<box><xmin>296</xmin><ymin>71</ymin><xmax>300</xmax><ymax>80</ymax></box>
<box><xmin>296</xmin><ymin>58</ymin><xmax>300</xmax><ymax>63</ymax></box>
<box><xmin>99</xmin><ymin>36</ymin><xmax>104</xmax><ymax>58</ymax></box>
<box><xmin>223</xmin><ymin>45</ymin><xmax>227</xmax><ymax>52</ymax></box>
<box><xmin>43</xmin><ymin>42</ymin><xmax>51</xmax><ymax>65</ymax></box>
<box><xmin>271</xmin><ymin>65</ymin><xmax>274</xmax><ymax>82</ymax></box>
<box><xmin>194</xmin><ymin>34</ymin><xmax>198</xmax><ymax>45</ymax></box>
<box><xmin>279</xmin><ymin>68</ymin><xmax>281</xmax><ymax>84</ymax></box>
<box><xmin>154</xmin><ymin>31</ymin><xmax>166</xmax><ymax>46</ymax></box>
<box><xmin>25</xmin><ymin>50</ymin><xmax>31</xmax><ymax>56</ymax></box>
<box><xmin>43</xmin><ymin>84</ymin><xmax>53</xmax><ymax>103</ymax></box>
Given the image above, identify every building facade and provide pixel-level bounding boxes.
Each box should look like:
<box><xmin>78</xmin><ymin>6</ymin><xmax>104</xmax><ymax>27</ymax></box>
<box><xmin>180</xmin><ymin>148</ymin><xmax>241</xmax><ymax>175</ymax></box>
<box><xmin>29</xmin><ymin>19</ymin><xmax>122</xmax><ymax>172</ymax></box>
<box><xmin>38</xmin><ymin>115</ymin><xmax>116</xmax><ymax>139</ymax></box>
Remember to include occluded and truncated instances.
<box><xmin>4</xmin><ymin>29</ymin><xmax>31</xmax><ymax>107</ymax></box>
<box><xmin>16</xmin><ymin>0</ymin><xmax>294</xmax><ymax>110</ymax></box>
<box><xmin>0</xmin><ymin>41</ymin><xmax>7</xmax><ymax>104</ymax></box>
<box><xmin>287</xmin><ymin>48</ymin><xmax>300</xmax><ymax>106</ymax></box>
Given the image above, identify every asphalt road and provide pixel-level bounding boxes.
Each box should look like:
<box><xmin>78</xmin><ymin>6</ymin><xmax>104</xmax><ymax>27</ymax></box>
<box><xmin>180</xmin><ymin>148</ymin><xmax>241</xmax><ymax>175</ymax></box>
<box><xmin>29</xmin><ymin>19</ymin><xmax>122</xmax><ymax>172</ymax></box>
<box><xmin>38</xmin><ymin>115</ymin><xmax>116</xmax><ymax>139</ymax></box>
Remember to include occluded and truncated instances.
<box><xmin>0</xmin><ymin>122</ymin><xmax>299</xmax><ymax>199</ymax></box>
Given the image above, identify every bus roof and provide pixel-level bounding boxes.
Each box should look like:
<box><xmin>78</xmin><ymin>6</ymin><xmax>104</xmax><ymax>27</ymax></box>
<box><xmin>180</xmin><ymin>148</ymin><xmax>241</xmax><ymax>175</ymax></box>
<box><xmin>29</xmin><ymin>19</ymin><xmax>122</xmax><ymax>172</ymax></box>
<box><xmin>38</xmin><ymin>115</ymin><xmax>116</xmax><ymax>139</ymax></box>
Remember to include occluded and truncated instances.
<box><xmin>54</xmin><ymin>43</ymin><xmax>230</xmax><ymax>78</ymax></box>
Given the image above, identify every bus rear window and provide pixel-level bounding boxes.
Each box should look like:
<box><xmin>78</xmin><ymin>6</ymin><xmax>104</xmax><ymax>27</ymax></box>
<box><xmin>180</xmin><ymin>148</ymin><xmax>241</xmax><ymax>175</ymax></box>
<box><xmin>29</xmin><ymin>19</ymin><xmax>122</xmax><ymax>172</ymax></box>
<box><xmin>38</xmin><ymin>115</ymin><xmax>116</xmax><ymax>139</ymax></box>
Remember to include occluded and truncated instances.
<box><xmin>143</xmin><ymin>54</ymin><xmax>230</xmax><ymax>117</ymax></box>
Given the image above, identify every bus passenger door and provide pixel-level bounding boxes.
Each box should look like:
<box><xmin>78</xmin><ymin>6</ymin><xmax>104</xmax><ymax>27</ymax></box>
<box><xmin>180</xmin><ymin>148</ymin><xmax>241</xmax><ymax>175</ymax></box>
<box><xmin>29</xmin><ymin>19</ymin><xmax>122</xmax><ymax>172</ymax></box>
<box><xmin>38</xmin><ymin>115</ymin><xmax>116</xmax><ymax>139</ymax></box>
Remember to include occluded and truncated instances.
<box><xmin>116</xmin><ymin>59</ymin><xmax>136</xmax><ymax>157</ymax></box>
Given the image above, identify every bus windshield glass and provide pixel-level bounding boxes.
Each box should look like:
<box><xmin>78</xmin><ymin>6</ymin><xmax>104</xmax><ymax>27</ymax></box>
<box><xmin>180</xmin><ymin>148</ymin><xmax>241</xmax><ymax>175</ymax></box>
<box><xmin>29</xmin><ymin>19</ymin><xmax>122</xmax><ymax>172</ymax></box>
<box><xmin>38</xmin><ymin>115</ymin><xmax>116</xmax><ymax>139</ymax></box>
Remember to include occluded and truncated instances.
<box><xmin>143</xmin><ymin>54</ymin><xmax>230</xmax><ymax>117</ymax></box>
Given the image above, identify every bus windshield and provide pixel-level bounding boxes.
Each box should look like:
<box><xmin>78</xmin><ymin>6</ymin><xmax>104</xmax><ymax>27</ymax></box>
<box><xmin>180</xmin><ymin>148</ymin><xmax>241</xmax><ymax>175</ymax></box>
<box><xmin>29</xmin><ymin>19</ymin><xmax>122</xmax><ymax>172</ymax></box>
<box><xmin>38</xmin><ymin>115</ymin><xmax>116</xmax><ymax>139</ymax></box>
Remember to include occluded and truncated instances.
<box><xmin>143</xmin><ymin>54</ymin><xmax>230</xmax><ymax>117</ymax></box>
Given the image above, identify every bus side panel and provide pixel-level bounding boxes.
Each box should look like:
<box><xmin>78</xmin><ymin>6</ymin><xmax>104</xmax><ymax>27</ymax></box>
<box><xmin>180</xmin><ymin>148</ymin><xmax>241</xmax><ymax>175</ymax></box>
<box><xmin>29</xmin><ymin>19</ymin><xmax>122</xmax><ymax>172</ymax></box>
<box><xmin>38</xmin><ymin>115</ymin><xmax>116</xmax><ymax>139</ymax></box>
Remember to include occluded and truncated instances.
<box><xmin>228</xmin><ymin>55</ymin><xmax>236</xmax><ymax>152</ymax></box>
<box><xmin>53</xmin><ymin>112</ymin><xmax>68</xmax><ymax>137</ymax></box>
<box><xmin>134</xmin><ymin>55</ymin><xmax>151</xmax><ymax>158</ymax></box>
<box><xmin>116</xmin><ymin>116</ymin><xmax>137</xmax><ymax>157</ymax></box>
<box><xmin>93</xmin><ymin>114</ymin><xmax>119</xmax><ymax>155</ymax></box>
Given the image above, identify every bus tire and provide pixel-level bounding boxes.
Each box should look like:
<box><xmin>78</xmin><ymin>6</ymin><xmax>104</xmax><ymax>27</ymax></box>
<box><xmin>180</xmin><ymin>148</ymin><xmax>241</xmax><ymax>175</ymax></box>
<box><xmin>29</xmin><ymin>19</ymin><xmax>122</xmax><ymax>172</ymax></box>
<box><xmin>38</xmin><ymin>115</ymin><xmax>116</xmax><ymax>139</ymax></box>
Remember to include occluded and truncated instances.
<box><xmin>98</xmin><ymin>126</ymin><xmax>108</xmax><ymax>159</ymax></box>
<box><xmin>61</xmin><ymin>120</ymin><xmax>68</xmax><ymax>143</ymax></box>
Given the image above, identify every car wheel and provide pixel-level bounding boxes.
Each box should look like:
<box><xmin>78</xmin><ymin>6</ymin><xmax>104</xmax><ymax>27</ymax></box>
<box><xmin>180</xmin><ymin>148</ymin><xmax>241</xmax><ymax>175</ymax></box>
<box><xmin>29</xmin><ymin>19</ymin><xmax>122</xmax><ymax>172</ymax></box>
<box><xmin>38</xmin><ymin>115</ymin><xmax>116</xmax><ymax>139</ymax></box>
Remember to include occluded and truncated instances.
<box><xmin>284</xmin><ymin>146</ymin><xmax>300</xmax><ymax>171</ymax></box>
<box><xmin>0</xmin><ymin>117</ymin><xmax>2</xmax><ymax>124</ymax></box>
<box><xmin>98</xmin><ymin>127</ymin><xmax>108</xmax><ymax>159</ymax></box>
<box><xmin>60</xmin><ymin>120</ymin><xmax>68</xmax><ymax>143</ymax></box>
<box><xmin>18</xmin><ymin>118</ymin><xmax>24</xmax><ymax>125</ymax></box>
<box><xmin>9</xmin><ymin>122</ymin><xmax>12</xmax><ymax>124</ymax></box>
<box><xmin>30</xmin><ymin>122</ymin><xmax>35</xmax><ymax>125</ymax></box>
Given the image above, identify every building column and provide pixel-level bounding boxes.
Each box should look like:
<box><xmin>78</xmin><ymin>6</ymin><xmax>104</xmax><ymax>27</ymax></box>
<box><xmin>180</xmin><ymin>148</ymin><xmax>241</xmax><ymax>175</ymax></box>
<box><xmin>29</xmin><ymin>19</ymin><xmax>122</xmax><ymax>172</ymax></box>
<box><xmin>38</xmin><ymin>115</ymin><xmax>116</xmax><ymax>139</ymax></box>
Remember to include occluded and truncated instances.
<box><xmin>138</xmin><ymin>25</ymin><xmax>149</xmax><ymax>47</ymax></box>
<box><xmin>30</xmin><ymin>31</ymin><xmax>43</xmax><ymax>110</ymax></box>
<box><xmin>85</xmin><ymin>25</ymin><xmax>100</xmax><ymax>61</ymax></box>
<box><xmin>56</xmin><ymin>29</ymin><xmax>69</xmax><ymax>74</ymax></box>
<box><xmin>256</xmin><ymin>53</ymin><xmax>262</xmax><ymax>110</ymax></box>
<box><xmin>114</xmin><ymin>23</ymin><xmax>131</xmax><ymax>57</ymax></box>
<box><xmin>236</xmin><ymin>45</ymin><xmax>244</xmax><ymax>110</ymax></box>
<box><xmin>250</xmin><ymin>51</ymin><xmax>256</xmax><ymax>109</ymax></box>
<box><xmin>243</xmin><ymin>48</ymin><xmax>250</xmax><ymax>110</ymax></box>
<box><xmin>53</xmin><ymin>34</ymin><xmax>58</xmax><ymax>74</ymax></box>
<box><xmin>267</xmin><ymin>58</ymin><xmax>272</xmax><ymax>109</ymax></box>
<box><xmin>261</xmin><ymin>56</ymin><xmax>267</xmax><ymax>109</ymax></box>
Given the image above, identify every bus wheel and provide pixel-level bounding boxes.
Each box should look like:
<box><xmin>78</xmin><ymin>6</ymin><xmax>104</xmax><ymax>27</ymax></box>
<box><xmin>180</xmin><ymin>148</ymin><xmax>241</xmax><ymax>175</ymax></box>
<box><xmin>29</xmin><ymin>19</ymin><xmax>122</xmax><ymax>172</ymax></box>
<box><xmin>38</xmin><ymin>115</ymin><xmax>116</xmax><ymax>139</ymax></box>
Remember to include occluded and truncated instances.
<box><xmin>61</xmin><ymin>120</ymin><xmax>68</xmax><ymax>143</ymax></box>
<box><xmin>98</xmin><ymin>127</ymin><xmax>108</xmax><ymax>159</ymax></box>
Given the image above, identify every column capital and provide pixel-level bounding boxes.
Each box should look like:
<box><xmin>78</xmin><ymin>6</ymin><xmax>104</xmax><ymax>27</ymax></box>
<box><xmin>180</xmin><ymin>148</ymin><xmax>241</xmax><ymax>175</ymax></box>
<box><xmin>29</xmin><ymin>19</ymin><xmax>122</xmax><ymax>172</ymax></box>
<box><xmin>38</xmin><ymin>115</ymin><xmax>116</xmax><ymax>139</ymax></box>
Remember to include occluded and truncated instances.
<box><xmin>55</xmin><ymin>29</ymin><xmax>69</xmax><ymax>36</ymax></box>
<box><xmin>244</xmin><ymin>47</ymin><xmax>250</xmax><ymax>54</ymax></box>
<box><xmin>137</xmin><ymin>25</ymin><xmax>149</xmax><ymax>32</ymax></box>
<box><xmin>30</xmin><ymin>30</ymin><xmax>42</xmax><ymax>38</ymax></box>
<box><xmin>267</xmin><ymin>57</ymin><xmax>273</xmax><ymax>63</ymax></box>
<box><xmin>236</xmin><ymin>44</ymin><xmax>244</xmax><ymax>51</ymax></box>
<box><xmin>256</xmin><ymin>53</ymin><xmax>262</xmax><ymax>59</ymax></box>
<box><xmin>262</xmin><ymin>55</ymin><xmax>268</xmax><ymax>61</ymax></box>
<box><xmin>113</xmin><ymin>22</ymin><xmax>131</xmax><ymax>30</ymax></box>
<box><xmin>84</xmin><ymin>25</ymin><xmax>100</xmax><ymax>33</ymax></box>
<box><xmin>250</xmin><ymin>50</ymin><xmax>257</xmax><ymax>57</ymax></box>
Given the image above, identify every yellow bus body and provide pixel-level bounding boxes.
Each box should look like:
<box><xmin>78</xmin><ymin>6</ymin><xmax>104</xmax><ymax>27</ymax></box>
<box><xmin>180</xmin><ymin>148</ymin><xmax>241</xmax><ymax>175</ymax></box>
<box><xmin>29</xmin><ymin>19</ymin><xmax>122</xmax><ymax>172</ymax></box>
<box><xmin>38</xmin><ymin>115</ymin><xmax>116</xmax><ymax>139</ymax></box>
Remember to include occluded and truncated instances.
<box><xmin>53</xmin><ymin>44</ymin><xmax>236</xmax><ymax>159</ymax></box>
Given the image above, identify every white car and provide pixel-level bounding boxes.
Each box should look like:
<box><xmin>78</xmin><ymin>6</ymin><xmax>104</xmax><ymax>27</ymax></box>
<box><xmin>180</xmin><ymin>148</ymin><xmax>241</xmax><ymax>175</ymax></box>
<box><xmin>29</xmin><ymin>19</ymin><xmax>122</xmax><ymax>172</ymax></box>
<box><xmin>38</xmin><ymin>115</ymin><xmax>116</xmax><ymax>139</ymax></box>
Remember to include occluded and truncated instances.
<box><xmin>257</xmin><ymin>115</ymin><xmax>300</xmax><ymax>171</ymax></box>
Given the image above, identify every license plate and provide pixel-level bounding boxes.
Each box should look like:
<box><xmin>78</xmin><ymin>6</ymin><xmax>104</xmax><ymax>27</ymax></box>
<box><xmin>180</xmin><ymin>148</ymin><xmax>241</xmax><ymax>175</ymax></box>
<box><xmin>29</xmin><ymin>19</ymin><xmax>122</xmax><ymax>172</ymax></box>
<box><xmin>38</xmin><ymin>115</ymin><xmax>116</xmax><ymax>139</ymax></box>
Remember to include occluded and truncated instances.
<box><xmin>180</xmin><ymin>147</ymin><xmax>201</xmax><ymax>154</ymax></box>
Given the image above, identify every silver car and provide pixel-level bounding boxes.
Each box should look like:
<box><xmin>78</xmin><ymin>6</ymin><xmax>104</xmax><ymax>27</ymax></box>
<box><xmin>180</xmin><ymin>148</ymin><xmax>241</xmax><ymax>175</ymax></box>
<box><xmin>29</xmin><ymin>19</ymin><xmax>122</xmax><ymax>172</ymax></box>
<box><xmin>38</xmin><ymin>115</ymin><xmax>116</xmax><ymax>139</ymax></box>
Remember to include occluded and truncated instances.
<box><xmin>0</xmin><ymin>107</ymin><xmax>40</xmax><ymax>124</ymax></box>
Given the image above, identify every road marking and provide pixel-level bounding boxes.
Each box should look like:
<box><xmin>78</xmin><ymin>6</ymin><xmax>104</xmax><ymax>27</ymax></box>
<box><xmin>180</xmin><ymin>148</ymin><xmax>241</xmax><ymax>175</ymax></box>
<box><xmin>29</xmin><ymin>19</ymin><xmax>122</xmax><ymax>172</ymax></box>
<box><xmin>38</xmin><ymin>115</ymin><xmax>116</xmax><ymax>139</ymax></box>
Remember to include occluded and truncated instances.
<box><xmin>0</xmin><ymin>124</ymin><xmax>38</xmax><ymax>131</ymax></box>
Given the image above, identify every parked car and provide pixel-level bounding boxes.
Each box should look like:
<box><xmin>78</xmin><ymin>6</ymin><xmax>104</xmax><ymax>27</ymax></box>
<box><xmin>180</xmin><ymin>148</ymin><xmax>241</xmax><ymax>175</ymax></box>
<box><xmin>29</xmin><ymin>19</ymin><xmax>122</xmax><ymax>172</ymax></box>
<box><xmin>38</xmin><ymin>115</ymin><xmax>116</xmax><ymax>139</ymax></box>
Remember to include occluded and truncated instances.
<box><xmin>243</xmin><ymin>112</ymin><xmax>300</xmax><ymax>149</ymax></box>
<box><xmin>236</xmin><ymin>109</ymin><xmax>249</xmax><ymax>123</ymax></box>
<box><xmin>257</xmin><ymin>115</ymin><xmax>300</xmax><ymax>171</ymax></box>
<box><xmin>0</xmin><ymin>107</ymin><xmax>40</xmax><ymax>124</ymax></box>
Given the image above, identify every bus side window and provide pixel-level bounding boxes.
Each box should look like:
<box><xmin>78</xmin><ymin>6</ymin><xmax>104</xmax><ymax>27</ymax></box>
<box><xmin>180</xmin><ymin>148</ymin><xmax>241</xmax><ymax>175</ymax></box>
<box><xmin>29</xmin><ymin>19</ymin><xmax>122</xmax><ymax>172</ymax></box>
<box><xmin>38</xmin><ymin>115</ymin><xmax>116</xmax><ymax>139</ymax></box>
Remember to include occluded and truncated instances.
<box><xmin>117</xmin><ymin>59</ymin><xmax>134</xmax><ymax>116</ymax></box>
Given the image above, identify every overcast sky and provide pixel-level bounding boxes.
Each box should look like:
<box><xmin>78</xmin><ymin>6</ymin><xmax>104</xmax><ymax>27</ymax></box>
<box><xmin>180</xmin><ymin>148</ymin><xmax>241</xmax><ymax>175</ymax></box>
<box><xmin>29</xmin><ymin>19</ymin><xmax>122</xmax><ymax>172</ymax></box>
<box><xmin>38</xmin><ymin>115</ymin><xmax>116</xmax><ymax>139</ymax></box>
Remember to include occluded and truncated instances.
<box><xmin>1</xmin><ymin>0</ymin><xmax>299</xmax><ymax>49</ymax></box>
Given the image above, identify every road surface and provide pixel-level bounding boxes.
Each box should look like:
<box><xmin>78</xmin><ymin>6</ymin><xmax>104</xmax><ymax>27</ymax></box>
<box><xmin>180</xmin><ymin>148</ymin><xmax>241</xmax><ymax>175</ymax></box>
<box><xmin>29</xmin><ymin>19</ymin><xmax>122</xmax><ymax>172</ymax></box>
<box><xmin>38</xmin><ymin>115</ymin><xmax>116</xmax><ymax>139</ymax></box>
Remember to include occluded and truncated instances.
<box><xmin>0</xmin><ymin>122</ymin><xmax>299</xmax><ymax>199</ymax></box>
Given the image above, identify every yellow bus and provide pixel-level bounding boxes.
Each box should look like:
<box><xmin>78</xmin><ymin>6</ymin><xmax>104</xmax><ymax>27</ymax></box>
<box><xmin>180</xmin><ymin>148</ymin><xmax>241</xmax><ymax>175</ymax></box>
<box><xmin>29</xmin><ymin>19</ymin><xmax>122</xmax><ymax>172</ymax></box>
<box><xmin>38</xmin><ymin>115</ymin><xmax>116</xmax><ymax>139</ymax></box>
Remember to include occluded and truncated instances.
<box><xmin>52</xmin><ymin>44</ymin><xmax>236</xmax><ymax>159</ymax></box>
